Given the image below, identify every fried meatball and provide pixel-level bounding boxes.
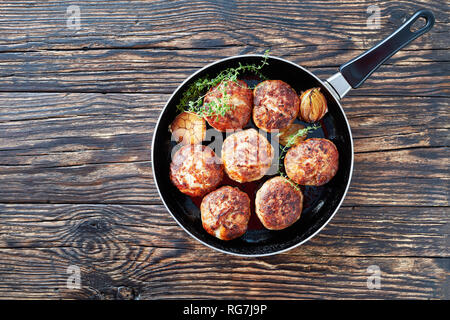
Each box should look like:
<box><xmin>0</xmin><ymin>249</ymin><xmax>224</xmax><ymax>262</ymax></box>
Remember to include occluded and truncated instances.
<box><xmin>255</xmin><ymin>177</ymin><xmax>303</xmax><ymax>230</ymax></box>
<box><xmin>284</xmin><ymin>138</ymin><xmax>339</xmax><ymax>186</ymax></box>
<box><xmin>253</xmin><ymin>80</ymin><xmax>300</xmax><ymax>132</ymax></box>
<box><xmin>170</xmin><ymin>144</ymin><xmax>223</xmax><ymax>197</ymax></box>
<box><xmin>203</xmin><ymin>80</ymin><xmax>253</xmax><ymax>132</ymax></box>
<box><xmin>169</xmin><ymin>111</ymin><xmax>206</xmax><ymax>145</ymax></box>
<box><xmin>201</xmin><ymin>186</ymin><xmax>251</xmax><ymax>240</ymax></box>
<box><xmin>221</xmin><ymin>129</ymin><xmax>274</xmax><ymax>183</ymax></box>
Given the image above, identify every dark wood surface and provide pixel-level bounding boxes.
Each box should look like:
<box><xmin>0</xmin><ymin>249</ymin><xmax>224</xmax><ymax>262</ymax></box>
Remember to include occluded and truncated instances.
<box><xmin>0</xmin><ymin>0</ymin><xmax>448</xmax><ymax>299</ymax></box>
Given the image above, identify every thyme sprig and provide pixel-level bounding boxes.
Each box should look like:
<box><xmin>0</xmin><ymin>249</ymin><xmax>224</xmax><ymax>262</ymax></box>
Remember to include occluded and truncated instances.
<box><xmin>176</xmin><ymin>50</ymin><xmax>270</xmax><ymax>119</ymax></box>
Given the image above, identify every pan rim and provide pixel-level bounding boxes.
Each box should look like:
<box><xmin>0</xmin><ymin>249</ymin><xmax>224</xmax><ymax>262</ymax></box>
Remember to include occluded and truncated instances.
<box><xmin>151</xmin><ymin>54</ymin><xmax>354</xmax><ymax>257</ymax></box>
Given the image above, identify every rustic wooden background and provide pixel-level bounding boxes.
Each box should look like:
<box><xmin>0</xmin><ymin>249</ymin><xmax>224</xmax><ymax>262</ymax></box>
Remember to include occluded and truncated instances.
<box><xmin>0</xmin><ymin>0</ymin><xmax>448</xmax><ymax>299</ymax></box>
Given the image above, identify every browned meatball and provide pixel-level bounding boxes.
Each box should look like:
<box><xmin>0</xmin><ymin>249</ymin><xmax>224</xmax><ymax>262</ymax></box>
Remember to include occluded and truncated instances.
<box><xmin>170</xmin><ymin>144</ymin><xmax>223</xmax><ymax>197</ymax></box>
<box><xmin>255</xmin><ymin>177</ymin><xmax>303</xmax><ymax>230</ymax></box>
<box><xmin>221</xmin><ymin>129</ymin><xmax>274</xmax><ymax>183</ymax></box>
<box><xmin>203</xmin><ymin>80</ymin><xmax>253</xmax><ymax>132</ymax></box>
<box><xmin>201</xmin><ymin>186</ymin><xmax>251</xmax><ymax>240</ymax></box>
<box><xmin>253</xmin><ymin>80</ymin><xmax>300</xmax><ymax>132</ymax></box>
<box><xmin>284</xmin><ymin>138</ymin><xmax>339</xmax><ymax>186</ymax></box>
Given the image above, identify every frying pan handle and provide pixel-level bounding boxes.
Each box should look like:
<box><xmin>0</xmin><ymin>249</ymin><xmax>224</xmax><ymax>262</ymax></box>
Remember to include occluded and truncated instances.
<box><xmin>326</xmin><ymin>9</ymin><xmax>435</xmax><ymax>99</ymax></box>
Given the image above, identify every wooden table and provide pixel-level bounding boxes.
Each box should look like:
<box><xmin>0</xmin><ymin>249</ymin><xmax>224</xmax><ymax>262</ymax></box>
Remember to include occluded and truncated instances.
<box><xmin>0</xmin><ymin>1</ymin><xmax>448</xmax><ymax>300</ymax></box>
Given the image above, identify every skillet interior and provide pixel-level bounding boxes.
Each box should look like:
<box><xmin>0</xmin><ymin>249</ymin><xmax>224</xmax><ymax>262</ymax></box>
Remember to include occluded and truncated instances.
<box><xmin>152</xmin><ymin>55</ymin><xmax>353</xmax><ymax>256</ymax></box>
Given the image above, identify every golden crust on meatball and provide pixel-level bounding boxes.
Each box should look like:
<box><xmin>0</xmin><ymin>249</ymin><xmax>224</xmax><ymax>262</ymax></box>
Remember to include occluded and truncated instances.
<box><xmin>201</xmin><ymin>186</ymin><xmax>251</xmax><ymax>240</ymax></box>
<box><xmin>203</xmin><ymin>80</ymin><xmax>253</xmax><ymax>132</ymax></box>
<box><xmin>169</xmin><ymin>111</ymin><xmax>206</xmax><ymax>145</ymax></box>
<box><xmin>255</xmin><ymin>176</ymin><xmax>303</xmax><ymax>230</ymax></box>
<box><xmin>170</xmin><ymin>144</ymin><xmax>223</xmax><ymax>197</ymax></box>
<box><xmin>284</xmin><ymin>138</ymin><xmax>339</xmax><ymax>186</ymax></box>
<box><xmin>221</xmin><ymin>129</ymin><xmax>274</xmax><ymax>183</ymax></box>
<box><xmin>253</xmin><ymin>80</ymin><xmax>300</xmax><ymax>132</ymax></box>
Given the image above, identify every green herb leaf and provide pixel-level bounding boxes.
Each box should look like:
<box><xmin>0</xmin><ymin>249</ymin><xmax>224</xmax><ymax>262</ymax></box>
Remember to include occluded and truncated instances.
<box><xmin>175</xmin><ymin>50</ymin><xmax>270</xmax><ymax>118</ymax></box>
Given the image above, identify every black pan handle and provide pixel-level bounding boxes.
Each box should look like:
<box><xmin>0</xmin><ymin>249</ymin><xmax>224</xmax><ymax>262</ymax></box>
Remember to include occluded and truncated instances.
<box><xmin>339</xmin><ymin>9</ymin><xmax>435</xmax><ymax>89</ymax></box>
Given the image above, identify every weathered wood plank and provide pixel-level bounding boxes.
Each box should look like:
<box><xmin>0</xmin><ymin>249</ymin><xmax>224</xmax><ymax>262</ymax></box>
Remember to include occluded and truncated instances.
<box><xmin>0</xmin><ymin>48</ymin><xmax>447</xmax><ymax>96</ymax></box>
<box><xmin>0</xmin><ymin>148</ymin><xmax>447</xmax><ymax>205</ymax></box>
<box><xmin>0</xmin><ymin>246</ymin><xmax>447</xmax><ymax>299</ymax></box>
<box><xmin>0</xmin><ymin>97</ymin><xmax>447</xmax><ymax>158</ymax></box>
<box><xmin>0</xmin><ymin>204</ymin><xmax>447</xmax><ymax>258</ymax></box>
<box><xmin>0</xmin><ymin>0</ymin><xmax>447</xmax><ymax>51</ymax></box>
<box><xmin>0</xmin><ymin>93</ymin><xmax>447</xmax><ymax>205</ymax></box>
<box><xmin>0</xmin><ymin>93</ymin><xmax>447</xmax><ymax>139</ymax></box>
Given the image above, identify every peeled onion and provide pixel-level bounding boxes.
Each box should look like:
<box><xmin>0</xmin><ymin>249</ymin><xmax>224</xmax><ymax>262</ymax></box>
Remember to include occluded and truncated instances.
<box><xmin>299</xmin><ymin>88</ymin><xmax>328</xmax><ymax>123</ymax></box>
<box><xmin>169</xmin><ymin>111</ymin><xmax>206</xmax><ymax>145</ymax></box>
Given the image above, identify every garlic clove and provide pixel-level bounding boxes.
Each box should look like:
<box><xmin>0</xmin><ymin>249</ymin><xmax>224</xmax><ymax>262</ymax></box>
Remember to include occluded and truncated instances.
<box><xmin>299</xmin><ymin>87</ymin><xmax>328</xmax><ymax>123</ymax></box>
<box><xmin>277</xmin><ymin>123</ymin><xmax>306</xmax><ymax>147</ymax></box>
<box><xmin>169</xmin><ymin>111</ymin><xmax>206</xmax><ymax>145</ymax></box>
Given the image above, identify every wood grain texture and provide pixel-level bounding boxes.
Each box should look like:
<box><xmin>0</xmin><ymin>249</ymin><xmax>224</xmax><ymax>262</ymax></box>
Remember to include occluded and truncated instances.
<box><xmin>0</xmin><ymin>0</ymin><xmax>447</xmax><ymax>52</ymax></box>
<box><xmin>0</xmin><ymin>204</ymin><xmax>447</xmax><ymax>257</ymax></box>
<box><xmin>0</xmin><ymin>0</ymin><xmax>448</xmax><ymax>300</ymax></box>
<box><xmin>0</xmin><ymin>203</ymin><xmax>448</xmax><ymax>299</ymax></box>
<box><xmin>0</xmin><ymin>1</ymin><xmax>447</xmax><ymax>96</ymax></box>
<box><xmin>0</xmin><ymin>49</ymin><xmax>448</xmax><ymax>96</ymax></box>
<box><xmin>0</xmin><ymin>93</ymin><xmax>448</xmax><ymax>206</ymax></box>
<box><xmin>0</xmin><ymin>247</ymin><xmax>448</xmax><ymax>299</ymax></box>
